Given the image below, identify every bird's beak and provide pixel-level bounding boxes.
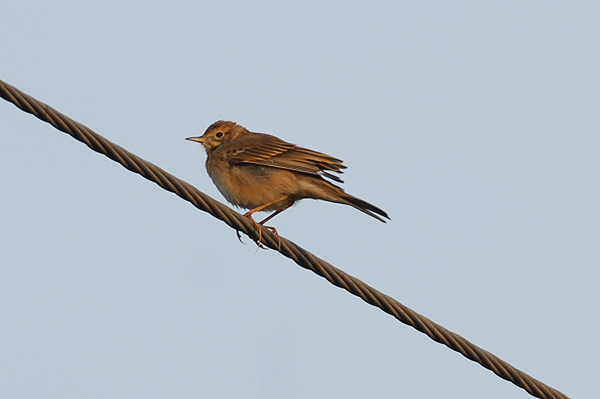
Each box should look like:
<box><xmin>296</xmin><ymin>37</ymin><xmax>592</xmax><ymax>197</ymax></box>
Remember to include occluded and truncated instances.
<box><xmin>185</xmin><ymin>136</ymin><xmax>206</xmax><ymax>144</ymax></box>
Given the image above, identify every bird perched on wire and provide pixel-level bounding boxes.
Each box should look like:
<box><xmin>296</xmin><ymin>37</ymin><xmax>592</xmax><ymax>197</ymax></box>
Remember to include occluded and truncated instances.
<box><xmin>187</xmin><ymin>120</ymin><xmax>389</xmax><ymax>244</ymax></box>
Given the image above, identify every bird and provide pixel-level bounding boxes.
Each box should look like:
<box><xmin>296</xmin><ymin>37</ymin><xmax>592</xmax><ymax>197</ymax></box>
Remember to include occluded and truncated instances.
<box><xmin>186</xmin><ymin>120</ymin><xmax>389</xmax><ymax>244</ymax></box>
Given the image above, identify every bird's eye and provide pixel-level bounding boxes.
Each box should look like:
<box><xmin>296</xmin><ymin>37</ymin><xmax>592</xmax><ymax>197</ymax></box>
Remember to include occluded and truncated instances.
<box><xmin>216</xmin><ymin>132</ymin><xmax>224</xmax><ymax>138</ymax></box>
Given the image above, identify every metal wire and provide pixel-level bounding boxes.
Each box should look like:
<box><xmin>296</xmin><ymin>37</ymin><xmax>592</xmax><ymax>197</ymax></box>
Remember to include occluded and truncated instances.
<box><xmin>0</xmin><ymin>78</ymin><xmax>569</xmax><ymax>399</ymax></box>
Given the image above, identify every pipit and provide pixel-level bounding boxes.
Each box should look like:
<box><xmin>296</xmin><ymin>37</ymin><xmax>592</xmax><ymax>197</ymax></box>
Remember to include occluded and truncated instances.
<box><xmin>187</xmin><ymin>121</ymin><xmax>389</xmax><ymax>245</ymax></box>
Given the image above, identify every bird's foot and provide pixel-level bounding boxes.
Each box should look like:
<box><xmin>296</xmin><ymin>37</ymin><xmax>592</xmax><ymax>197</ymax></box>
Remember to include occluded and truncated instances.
<box><xmin>238</xmin><ymin>213</ymin><xmax>281</xmax><ymax>251</ymax></box>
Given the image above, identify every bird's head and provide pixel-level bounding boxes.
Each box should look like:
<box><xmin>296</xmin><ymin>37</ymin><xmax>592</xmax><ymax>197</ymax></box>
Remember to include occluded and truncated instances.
<box><xmin>186</xmin><ymin>120</ymin><xmax>247</xmax><ymax>151</ymax></box>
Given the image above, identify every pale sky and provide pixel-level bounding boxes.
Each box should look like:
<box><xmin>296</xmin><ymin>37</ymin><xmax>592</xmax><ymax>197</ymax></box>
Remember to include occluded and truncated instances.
<box><xmin>1</xmin><ymin>2</ymin><xmax>598</xmax><ymax>398</ymax></box>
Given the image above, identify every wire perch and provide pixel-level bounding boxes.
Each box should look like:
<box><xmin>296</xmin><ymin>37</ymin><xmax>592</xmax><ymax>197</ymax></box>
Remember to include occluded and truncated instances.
<box><xmin>0</xmin><ymin>78</ymin><xmax>568</xmax><ymax>399</ymax></box>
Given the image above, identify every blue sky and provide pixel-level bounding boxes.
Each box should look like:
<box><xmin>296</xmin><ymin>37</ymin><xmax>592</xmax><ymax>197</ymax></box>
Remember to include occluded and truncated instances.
<box><xmin>1</xmin><ymin>2</ymin><xmax>598</xmax><ymax>398</ymax></box>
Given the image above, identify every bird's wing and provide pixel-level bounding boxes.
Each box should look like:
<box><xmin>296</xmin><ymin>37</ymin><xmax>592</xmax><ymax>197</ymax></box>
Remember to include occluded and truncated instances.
<box><xmin>226</xmin><ymin>133</ymin><xmax>347</xmax><ymax>183</ymax></box>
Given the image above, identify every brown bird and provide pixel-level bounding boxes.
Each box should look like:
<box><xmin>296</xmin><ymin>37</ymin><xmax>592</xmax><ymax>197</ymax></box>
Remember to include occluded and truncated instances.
<box><xmin>187</xmin><ymin>121</ymin><xmax>389</xmax><ymax>242</ymax></box>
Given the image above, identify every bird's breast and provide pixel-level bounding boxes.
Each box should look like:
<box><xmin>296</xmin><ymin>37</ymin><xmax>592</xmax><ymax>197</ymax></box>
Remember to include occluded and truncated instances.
<box><xmin>205</xmin><ymin>157</ymin><xmax>298</xmax><ymax>211</ymax></box>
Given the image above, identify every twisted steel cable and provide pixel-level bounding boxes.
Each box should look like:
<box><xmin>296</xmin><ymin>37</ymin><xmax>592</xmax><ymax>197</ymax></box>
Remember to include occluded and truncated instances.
<box><xmin>0</xmin><ymin>78</ymin><xmax>568</xmax><ymax>399</ymax></box>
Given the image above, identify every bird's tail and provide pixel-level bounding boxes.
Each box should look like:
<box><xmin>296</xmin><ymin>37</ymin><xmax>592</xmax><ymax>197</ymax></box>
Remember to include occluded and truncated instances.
<box><xmin>339</xmin><ymin>193</ymin><xmax>390</xmax><ymax>223</ymax></box>
<box><xmin>309</xmin><ymin>178</ymin><xmax>390</xmax><ymax>222</ymax></box>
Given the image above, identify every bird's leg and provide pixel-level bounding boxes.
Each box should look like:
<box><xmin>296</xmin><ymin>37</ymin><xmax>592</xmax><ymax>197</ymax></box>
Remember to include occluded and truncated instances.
<box><xmin>256</xmin><ymin>203</ymin><xmax>293</xmax><ymax>251</ymax></box>
<box><xmin>257</xmin><ymin>203</ymin><xmax>291</xmax><ymax>226</ymax></box>
<box><xmin>238</xmin><ymin>194</ymin><xmax>290</xmax><ymax>249</ymax></box>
